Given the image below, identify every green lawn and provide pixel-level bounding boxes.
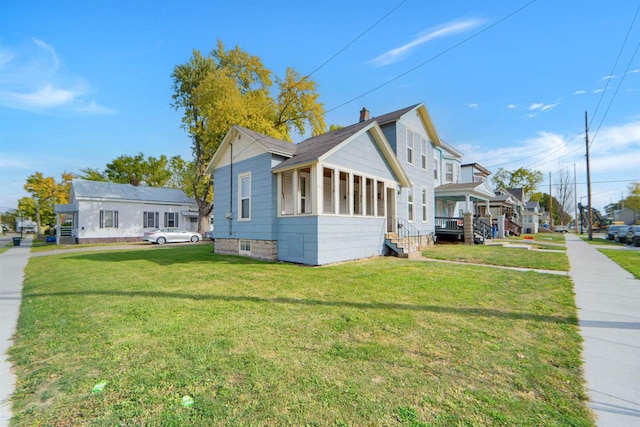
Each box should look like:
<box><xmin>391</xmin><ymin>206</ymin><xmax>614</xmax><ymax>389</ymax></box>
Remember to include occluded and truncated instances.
<box><xmin>579</xmin><ymin>236</ymin><xmax>624</xmax><ymax>246</ymax></box>
<box><xmin>422</xmin><ymin>244</ymin><xmax>570</xmax><ymax>271</ymax></box>
<box><xmin>599</xmin><ymin>249</ymin><xmax>640</xmax><ymax>279</ymax></box>
<box><xmin>9</xmin><ymin>246</ymin><xmax>593</xmax><ymax>426</ymax></box>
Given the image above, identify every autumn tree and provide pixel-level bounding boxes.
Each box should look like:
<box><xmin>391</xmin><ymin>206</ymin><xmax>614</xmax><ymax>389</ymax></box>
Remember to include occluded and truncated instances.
<box><xmin>19</xmin><ymin>171</ymin><xmax>75</xmax><ymax>237</ymax></box>
<box><xmin>171</xmin><ymin>40</ymin><xmax>326</xmax><ymax>234</ymax></box>
<box><xmin>626</xmin><ymin>182</ymin><xmax>640</xmax><ymax>213</ymax></box>
<box><xmin>492</xmin><ymin>167</ymin><xmax>543</xmax><ymax>195</ymax></box>
<box><xmin>80</xmin><ymin>153</ymin><xmax>185</xmax><ymax>188</ymax></box>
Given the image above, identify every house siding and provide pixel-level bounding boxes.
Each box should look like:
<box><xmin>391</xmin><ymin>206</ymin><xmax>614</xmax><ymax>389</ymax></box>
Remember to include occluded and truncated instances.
<box><xmin>324</xmin><ymin>131</ymin><xmax>396</xmax><ymax>180</ymax></box>
<box><xmin>382</xmin><ymin>113</ymin><xmax>436</xmax><ymax>236</ymax></box>
<box><xmin>213</xmin><ymin>152</ymin><xmax>280</xmax><ymax>242</ymax></box>
<box><xmin>74</xmin><ymin>199</ymin><xmax>194</xmax><ymax>243</ymax></box>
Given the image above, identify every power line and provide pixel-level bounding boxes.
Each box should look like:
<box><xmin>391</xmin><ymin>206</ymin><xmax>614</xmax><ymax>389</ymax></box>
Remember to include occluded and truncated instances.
<box><xmin>326</xmin><ymin>0</ymin><xmax>537</xmax><ymax>114</ymax></box>
<box><xmin>588</xmin><ymin>3</ymin><xmax>640</xmax><ymax>134</ymax></box>
<box><xmin>589</xmin><ymin>40</ymin><xmax>640</xmax><ymax>148</ymax></box>
<box><xmin>304</xmin><ymin>0</ymin><xmax>408</xmax><ymax>79</ymax></box>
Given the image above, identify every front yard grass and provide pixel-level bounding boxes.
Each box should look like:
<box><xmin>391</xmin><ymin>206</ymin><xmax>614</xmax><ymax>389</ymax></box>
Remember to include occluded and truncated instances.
<box><xmin>423</xmin><ymin>244</ymin><xmax>570</xmax><ymax>271</ymax></box>
<box><xmin>9</xmin><ymin>246</ymin><xmax>592</xmax><ymax>426</ymax></box>
<box><xmin>598</xmin><ymin>249</ymin><xmax>640</xmax><ymax>279</ymax></box>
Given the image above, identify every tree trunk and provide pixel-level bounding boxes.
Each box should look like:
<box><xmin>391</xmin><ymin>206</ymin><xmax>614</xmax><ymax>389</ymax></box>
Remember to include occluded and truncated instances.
<box><xmin>35</xmin><ymin>205</ymin><xmax>42</xmax><ymax>238</ymax></box>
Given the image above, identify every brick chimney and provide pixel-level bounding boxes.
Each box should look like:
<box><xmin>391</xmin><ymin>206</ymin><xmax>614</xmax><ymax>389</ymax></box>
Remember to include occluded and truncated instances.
<box><xmin>359</xmin><ymin>107</ymin><xmax>370</xmax><ymax>122</ymax></box>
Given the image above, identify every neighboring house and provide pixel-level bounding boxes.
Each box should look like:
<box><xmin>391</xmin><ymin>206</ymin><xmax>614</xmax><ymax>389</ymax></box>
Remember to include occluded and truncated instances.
<box><xmin>489</xmin><ymin>188</ymin><xmax>525</xmax><ymax>236</ymax></box>
<box><xmin>206</xmin><ymin>103</ymin><xmax>465</xmax><ymax>265</ymax></box>
<box><xmin>15</xmin><ymin>219</ymin><xmax>37</xmax><ymax>234</ymax></box>
<box><xmin>522</xmin><ymin>201</ymin><xmax>542</xmax><ymax>234</ymax></box>
<box><xmin>432</xmin><ymin>155</ymin><xmax>494</xmax><ymax>242</ymax></box>
<box><xmin>54</xmin><ymin>179</ymin><xmax>200</xmax><ymax>244</ymax></box>
<box><xmin>614</xmin><ymin>208</ymin><xmax>638</xmax><ymax>225</ymax></box>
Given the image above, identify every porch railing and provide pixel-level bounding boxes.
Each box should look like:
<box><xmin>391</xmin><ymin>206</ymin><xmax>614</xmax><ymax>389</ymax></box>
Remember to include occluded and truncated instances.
<box><xmin>473</xmin><ymin>218</ymin><xmax>492</xmax><ymax>242</ymax></box>
<box><xmin>506</xmin><ymin>218</ymin><xmax>522</xmax><ymax>236</ymax></box>
<box><xmin>434</xmin><ymin>216</ymin><xmax>464</xmax><ymax>234</ymax></box>
<box><xmin>388</xmin><ymin>217</ymin><xmax>421</xmax><ymax>253</ymax></box>
<box><xmin>59</xmin><ymin>226</ymin><xmax>73</xmax><ymax>237</ymax></box>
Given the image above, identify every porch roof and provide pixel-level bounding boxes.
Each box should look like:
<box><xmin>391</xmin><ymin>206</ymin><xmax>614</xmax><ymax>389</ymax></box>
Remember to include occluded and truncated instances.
<box><xmin>434</xmin><ymin>181</ymin><xmax>494</xmax><ymax>201</ymax></box>
<box><xmin>54</xmin><ymin>204</ymin><xmax>78</xmax><ymax>213</ymax></box>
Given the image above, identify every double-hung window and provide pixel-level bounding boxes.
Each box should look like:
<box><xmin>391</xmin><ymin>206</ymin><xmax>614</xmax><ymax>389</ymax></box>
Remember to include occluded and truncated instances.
<box><xmin>408</xmin><ymin>186</ymin><xmax>415</xmax><ymax>222</ymax></box>
<box><xmin>100</xmin><ymin>209</ymin><xmax>118</xmax><ymax>228</ymax></box>
<box><xmin>239</xmin><ymin>173</ymin><xmax>251</xmax><ymax>221</ymax></box>
<box><xmin>421</xmin><ymin>187</ymin><xmax>428</xmax><ymax>222</ymax></box>
<box><xmin>446</xmin><ymin>163</ymin><xmax>454</xmax><ymax>182</ymax></box>
<box><xmin>143</xmin><ymin>211</ymin><xmax>158</xmax><ymax>228</ymax></box>
<box><xmin>421</xmin><ymin>138</ymin><xmax>427</xmax><ymax>169</ymax></box>
<box><xmin>406</xmin><ymin>130</ymin><xmax>414</xmax><ymax>164</ymax></box>
<box><xmin>164</xmin><ymin>212</ymin><xmax>179</xmax><ymax>227</ymax></box>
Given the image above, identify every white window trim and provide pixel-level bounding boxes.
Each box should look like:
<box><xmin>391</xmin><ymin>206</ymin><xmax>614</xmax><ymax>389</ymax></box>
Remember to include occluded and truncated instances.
<box><xmin>406</xmin><ymin>129</ymin><xmax>414</xmax><ymax>165</ymax></box>
<box><xmin>421</xmin><ymin>187</ymin><xmax>428</xmax><ymax>223</ymax></box>
<box><xmin>407</xmin><ymin>185</ymin><xmax>415</xmax><ymax>222</ymax></box>
<box><xmin>421</xmin><ymin>138</ymin><xmax>427</xmax><ymax>170</ymax></box>
<box><xmin>239</xmin><ymin>172</ymin><xmax>251</xmax><ymax>221</ymax></box>
<box><xmin>239</xmin><ymin>239</ymin><xmax>251</xmax><ymax>255</ymax></box>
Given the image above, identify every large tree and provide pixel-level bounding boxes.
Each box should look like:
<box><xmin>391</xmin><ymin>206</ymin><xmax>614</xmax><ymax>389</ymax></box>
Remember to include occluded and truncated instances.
<box><xmin>554</xmin><ymin>168</ymin><xmax>574</xmax><ymax>226</ymax></box>
<box><xmin>171</xmin><ymin>40</ymin><xmax>326</xmax><ymax>234</ymax></box>
<box><xmin>492</xmin><ymin>167</ymin><xmax>544</xmax><ymax>195</ymax></box>
<box><xmin>18</xmin><ymin>171</ymin><xmax>74</xmax><ymax>237</ymax></box>
<box><xmin>80</xmin><ymin>153</ymin><xmax>183</xmax><ymax>187</ymax></box>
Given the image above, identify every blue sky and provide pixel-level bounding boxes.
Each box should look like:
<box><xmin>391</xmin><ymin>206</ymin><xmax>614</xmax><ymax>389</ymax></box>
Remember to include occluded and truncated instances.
<box><xmin>1</xmin><ymin>0</ymin><xmax>639</xmax><ymax>214</ymax></box>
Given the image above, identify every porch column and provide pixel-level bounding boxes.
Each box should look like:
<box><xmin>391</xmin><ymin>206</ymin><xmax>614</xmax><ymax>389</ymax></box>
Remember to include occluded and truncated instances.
<box><xmin>463</xmin><ymin>212</ymin><xmax>473</xmax><ymax>245</ymax></box>
<box><xmin>465</xmin><ymin>194</ymin><xmax>471</xmax><ymax>213</ymax></box>
<box><xmin>55</xmin><ymin>212</ymin><xmax>60</xmax><ymax>245</ymax></box>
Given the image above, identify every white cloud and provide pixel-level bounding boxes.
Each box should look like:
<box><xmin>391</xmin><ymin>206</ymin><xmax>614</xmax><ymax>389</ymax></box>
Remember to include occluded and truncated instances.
<box><xmin>466</xmin><ymin>103</ymin><xmax>479</xmax><ymax>110</ymax></box>
<box><xmin>506</xmin><ymin>104</ymin><xmax>518</xmax><ymax>110</ymax></box>
<box><xmin>600</xmin><ymin>75</ymin><xmax>616</xmax><ymax>81</ymax></box>
<box><xmin>0</xmin><ymin>39</ymin><xmax>111</xmax><ymax>113</ymax></box>
<box><xmin>573</xmin><ymin>90</ymin><xmax>587</xmax><ymax>95</ymax></box>
<box><xmin>369</xmin><ymin>19</ymin><xmax>484</xmax><ymax>66</ymax></box>
<box><xmin>528</xmin><ymin>101</ymin><xmax>560</xmax><ymax>112</ymax></box>
<box><xmin>594</xmin><ymin>89</ymin><xmax>604</xmax><ymax>94</ymax></box>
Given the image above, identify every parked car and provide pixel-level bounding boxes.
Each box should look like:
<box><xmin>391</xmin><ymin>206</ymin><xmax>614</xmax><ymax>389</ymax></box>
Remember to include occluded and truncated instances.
<box><xmin>606</xmin><ymin>224</ymin><xmax>627</xmax><ymax>240</ymax></box>
<box><xmin>203</xmin><ymin>230</ymin><xmax>214</xmax><ymax>241</ymax></box>
<box><xmin>625</xmin><ymin>225</ymin><xmax>640</xmax><ymax>247</ymax></box>
<box><xmin>615</xmin><ymin>226</ymin><xmax>631</xmax><ymax>244</ymax></box>
<box><xmin>142</xmin><ymin>227</ymin><xmax>202</xmax><ymax>244</ymax></box>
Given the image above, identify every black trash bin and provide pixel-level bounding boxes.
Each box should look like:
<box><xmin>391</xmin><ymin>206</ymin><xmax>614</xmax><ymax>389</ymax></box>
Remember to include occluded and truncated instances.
<box><xmin>13</xmin><ymin>237</ymin><xmax>21</xmax><ymax>246</ymax></box>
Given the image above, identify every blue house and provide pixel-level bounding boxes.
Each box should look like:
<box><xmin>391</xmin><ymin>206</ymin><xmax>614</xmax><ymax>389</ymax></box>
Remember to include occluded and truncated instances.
<box><xmin>205</xmin><ymin>103</ymin><xmax>463</xmax><ymax>265</ymax></box>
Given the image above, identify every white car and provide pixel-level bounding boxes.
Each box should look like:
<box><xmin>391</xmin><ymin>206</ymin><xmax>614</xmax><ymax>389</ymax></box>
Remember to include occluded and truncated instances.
<box><xmin>142</xmin><ymin>227</ymin><xmax>202</xmax><ymax>244</ymax></box>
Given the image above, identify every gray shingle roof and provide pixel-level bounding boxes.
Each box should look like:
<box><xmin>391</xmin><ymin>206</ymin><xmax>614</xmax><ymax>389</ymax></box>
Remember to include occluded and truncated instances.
<box><xmin>273</xmin><ymin>120</ymin><xmax>372</xmax><ymax>170</ymax></box>
<box><xmin>272</xmin><ymin>104</ymin><xmax>421</xmax><ymax>171</ymax></box>
<box><xmin>234</xmin><ymin>126</ymin><xmax>297</xmax><ymax>157</ymax></box>
<box><xmin>72</xmin><ymin>179</ymin><xmax>194</xmax><ymax>204</ymax></box>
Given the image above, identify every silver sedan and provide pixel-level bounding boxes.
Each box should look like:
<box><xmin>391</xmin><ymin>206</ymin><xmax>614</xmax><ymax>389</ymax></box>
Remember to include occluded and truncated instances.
<box><xmin>142</xmin><ymin>227</ymin><xmax>202</xmax><ymax>244</ymax></box>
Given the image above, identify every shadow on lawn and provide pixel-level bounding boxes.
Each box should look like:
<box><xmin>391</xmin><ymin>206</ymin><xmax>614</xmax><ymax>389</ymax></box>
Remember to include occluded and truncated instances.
<box><xmin>55</xmin><ymin>247</ymin><xmax>268</xmax><ymax>266</ymax></box>
<box><xmin>25</xmin><ymin>289</ymin><xmax>576</xmax><ymax>325</ymax></box>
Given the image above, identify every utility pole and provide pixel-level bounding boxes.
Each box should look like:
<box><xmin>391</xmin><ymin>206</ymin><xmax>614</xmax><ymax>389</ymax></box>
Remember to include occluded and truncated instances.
<box><xmin>585</xmin><ymin>111</ymin><xmax>593</xmax><ymax>241</ymax></box>
<box><xmin>549</xmin><ymin>172</ymin><xmax>553</xmax><ymax>231</ymax></box>
<box><xmin>573</xmin><ymin>163</ymin><xmax>578</xmax><ymax>234</ymax></box>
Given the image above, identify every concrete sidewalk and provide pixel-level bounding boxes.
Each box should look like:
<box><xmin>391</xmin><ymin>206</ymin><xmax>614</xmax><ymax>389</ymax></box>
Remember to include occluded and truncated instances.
<box><xmin>0</xmin><ymin>235</ymin><xmax>32</xmax><ymax>427</ymax></box>
<box><xmin>565</xmin><ymin>234</ymin><xmax>640</xmax><ymax>426</ymax></box>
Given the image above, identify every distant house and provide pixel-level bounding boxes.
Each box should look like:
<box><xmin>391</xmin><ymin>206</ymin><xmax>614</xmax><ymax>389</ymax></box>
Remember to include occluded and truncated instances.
<box><xmin>205</xmin><ymin>103</ymin><xmax>475</xmax><ymax>265</ymax></box>
<box><xmin>54</xmin><ymin>180</ymin><xmax>200</xmax><ymax>244</ymax></box>
<box><xmin>490</xmin><ymin>188</ymin><xmax>525</xmax><ymax>236</ymax></box>
<box><xmin>15</xmin><ymin>219</ymin><xmax>37</xmax><ymax>234</ymax></box>
<box><xmin>522</xmin><ymin>201</ymin><xmax>542</xmax><ymax>234</ymax></box>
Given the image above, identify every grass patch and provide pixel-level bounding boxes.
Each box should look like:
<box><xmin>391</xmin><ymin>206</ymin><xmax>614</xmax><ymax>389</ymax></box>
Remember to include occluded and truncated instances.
<box><xmin>510</xmin><ymin>233</ymin><xmax>567</xmax><ymax>243</ymax></box>
<box><xmin>579</xmin><ymin>236</ymin><xmax>624</xmax><ymax>246</ymax></box>
<box><xmin>9</xmin><ymin>246</ymin><xmax>592</xmax><ymax>426</ymax></box>
<box><xmin>423</xmin><ymin>244</ymin><xmax>570</xmax><ymax>271</ymax></box>
<box><xmin>30</xmin><ymin>240</ymin><xmax>149</xmax><ymax>253</ymax></box>
<box><xmin>598</xmin><ymin>249</ymin><xmax>640</xmax><ymax>279</ymax></box>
